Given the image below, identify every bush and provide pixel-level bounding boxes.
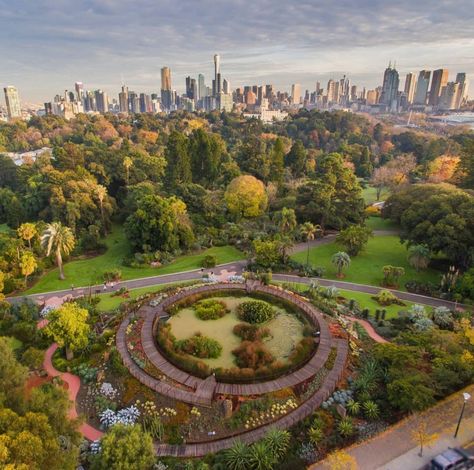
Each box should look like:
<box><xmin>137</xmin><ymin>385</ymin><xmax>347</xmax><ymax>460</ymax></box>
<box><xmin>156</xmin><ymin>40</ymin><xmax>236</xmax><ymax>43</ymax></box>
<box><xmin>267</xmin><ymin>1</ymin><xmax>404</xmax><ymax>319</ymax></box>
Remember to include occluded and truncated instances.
<box><xmin>202</xmin><ymin>254</ymin><xmax>217</xmax><ymax>268</ymax></box>
<box><xmin>194</xmin><ymin>299</ymin><xmax>229</xmax><ymax>320</ymax></box>
<box><xmin>372</xmin><ymin>289</ymin><xmax>406</xmax><ymax>306</ymax></box>
<box><xmin>233</xmin><ymin>323</ymin><xmax>270</xmax><ymax>341</ymax></box>
<box><xmin>237</xmin><ymin>300</ymin><xmax>275</xmax><ymax>324</ymax></box>
<box><xmin>175</xmin><ymin>333</ymin><xmax>223</xmax><ymax>359</ymax></box>
<box><xmin>21</xmin><ymin>347</ymin><xmax>44</xmax><ymax>370</ymax></box>
<box><xmin>232</xmin><ymin>340</ymin><xmax>275</xmax><ymax>369</ymax></box>
<box><xmin>103</xmin><ymin>269</ymin><xmax>122</xmax><ymax>282</ymax></box>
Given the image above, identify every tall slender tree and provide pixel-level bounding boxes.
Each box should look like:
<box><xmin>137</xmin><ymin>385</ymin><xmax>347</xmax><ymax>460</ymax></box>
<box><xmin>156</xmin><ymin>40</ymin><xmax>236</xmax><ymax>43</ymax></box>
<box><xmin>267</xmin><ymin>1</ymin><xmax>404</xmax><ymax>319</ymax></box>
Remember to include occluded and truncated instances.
<box><xmin>41</xmin><ymin>222</ymin><xmax>75</xmax><ymax>280</ymax></box>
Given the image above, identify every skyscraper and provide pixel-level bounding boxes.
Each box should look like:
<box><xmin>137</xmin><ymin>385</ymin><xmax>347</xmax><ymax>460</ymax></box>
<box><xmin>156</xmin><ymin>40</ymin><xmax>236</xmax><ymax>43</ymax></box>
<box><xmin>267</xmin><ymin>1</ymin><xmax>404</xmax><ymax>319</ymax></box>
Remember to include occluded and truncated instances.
<box><xmin>429</xmin><ymin>69</ymin><xmax>449</xmax><ymax>106</ymax></box>
<box><xmin>161</xmin><ymin>67</ymin><xmax>172</xmax><ymax>91</ymax></box>
<box><xmin>404</xmin><ymin>73</ymin><xmax>417</xmax><ymax>104</ymax></box>
<box><xmin>291</xmin><ymin>83</ymin><xmax>301</xmax><ymax>105</ymax></box>
<box><xmin>214</xmin><ymin>54</ymin><xmax>221</xmax><ymax>95</ymax></box>
<box><xmin>438</xmin><ymin>82</ymin><xmax>459</xmax><ymax>110</ymax></box>
<box><xmin>119</xmin><ymin>85</ymin><xmax>129</xmax><ymax>113</ymax></box>
<box><xmin>3</xmin><ymin>86</ymin><xmax>21</xmax><ymax>119</ymax></box>
<box><xmin>223</xmin><ymin>79</ymin><xmax>230</xmax><ymax>95</ymax></box>
<box><xmin>198</xmin><ymin>74</ymin><xmax>206</xmax><ymax>100</ymax></box>
<box><xmin>94</xmin><ymin>90</ymin><xmax>108</xmax><ymax>113</ymax></box>
<box><xmin>454</xmin><ymin>73</ymin><xmax>469</xmax><ymax>108</ymax></box>
<box><xmin>380</xmin><ymin>63</ymin><xmax>400</xmax><ymax>111</ymax></box>
<box><xmin>160</xmin><ymin>66</ymin><xmax>173</xmax><ymax>110</ymax></box>
<box><xmin>327</xmin><ymin>80</ymin><xmax>336</xmax><ymax>102</ymax></box>
<box><xmin>414</xmin><ymin>70</ymin><xmax>431</xmax><ymax>105</ymax></box>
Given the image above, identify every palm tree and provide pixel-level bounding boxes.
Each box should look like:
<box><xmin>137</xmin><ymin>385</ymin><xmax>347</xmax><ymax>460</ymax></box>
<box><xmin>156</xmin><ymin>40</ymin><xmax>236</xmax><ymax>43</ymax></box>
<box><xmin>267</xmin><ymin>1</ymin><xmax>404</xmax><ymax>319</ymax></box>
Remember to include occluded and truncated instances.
<box><xmin>300</xmin><ymin>222</ymin><xmax>321</xmax><ymax>268</ymax></box>
<box><xmin>41</xmin><ymin>222</ymin><xmax>75</xmax><ymax>280</ymax></box>
<box><xmin>277</xmin><ymin>207</ymin><xmax>297</xmax><ymax>235</ymax></box>
<box><xmin>95</xmin><ymin>184</ymin><xmax>108</xmax><ymax>235</ymax></box>
<box><xmin>123</xmin><ymin>156</ymin><xmax>133</xmax><ymax>185</ymax></box>
<box><xmin>408</xmin><ymin>245</ymin><xmax>430</xmax><ymax>271</ymax></box>
<box><xmin>332</xmin><ymin>251</ymin><xmax>351</xmax><ymax>278</ymax></box>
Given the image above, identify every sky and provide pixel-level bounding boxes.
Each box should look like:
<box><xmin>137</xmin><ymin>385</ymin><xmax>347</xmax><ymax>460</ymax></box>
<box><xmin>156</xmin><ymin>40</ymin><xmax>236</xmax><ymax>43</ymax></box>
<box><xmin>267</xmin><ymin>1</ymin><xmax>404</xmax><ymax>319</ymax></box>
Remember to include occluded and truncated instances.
<box><xmin>1</xmin><ymin>0</ymin><xmax>474</xmax><ymax>104</ymax></box>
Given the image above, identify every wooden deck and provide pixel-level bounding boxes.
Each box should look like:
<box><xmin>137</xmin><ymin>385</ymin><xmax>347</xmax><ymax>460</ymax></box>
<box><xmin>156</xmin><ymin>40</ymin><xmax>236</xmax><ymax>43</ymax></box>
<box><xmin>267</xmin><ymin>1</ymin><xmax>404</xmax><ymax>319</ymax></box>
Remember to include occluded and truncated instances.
<box><xmin>117</xmin><ymin>282</ymin><xmax>338</xmax><ymax>406</ymax></box>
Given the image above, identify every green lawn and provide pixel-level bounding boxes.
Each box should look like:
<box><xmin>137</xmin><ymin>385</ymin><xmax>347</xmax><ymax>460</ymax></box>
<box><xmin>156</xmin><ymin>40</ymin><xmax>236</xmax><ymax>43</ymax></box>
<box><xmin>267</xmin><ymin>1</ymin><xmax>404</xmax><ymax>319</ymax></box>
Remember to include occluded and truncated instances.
<box><xmin>272</xmin><ymin>281</ymin><xmax>432</xmax><ymax>319</ymax></box>
<box><xmin>95</xmin><ymin>281</ymin><xmax>196</xmax><ymax>311</ymax></box>
<box><xmin>291</xmin><ymin>235</ymin><xmax>441</xmax><ymax>291</ymax></box>
<box><xmin>365</xmin><ymin>216</ymin><xmax>399</xmax><ymax>231</ymax></box>
<box><xmin>26</xmin><ymin>226</ymin><xmax>245</xmax><ymax>294</ymax></box>
<box><xmin>361</xmin><ymin>185</ymin><xmax>389</xmax><ymax>205</ymax></box>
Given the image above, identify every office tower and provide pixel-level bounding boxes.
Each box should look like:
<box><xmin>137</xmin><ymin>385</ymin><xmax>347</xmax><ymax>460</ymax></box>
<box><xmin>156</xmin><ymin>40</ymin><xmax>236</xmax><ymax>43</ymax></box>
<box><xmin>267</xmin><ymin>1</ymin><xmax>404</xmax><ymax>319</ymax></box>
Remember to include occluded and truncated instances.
<box><xmin>245</xmin><ymin>90</ymin><xmax>257</xmax><ymax>105</ymax></box>
<box><xmin>44</xmin><ymin>102</ymin><xmax>53</xmax><ymax>115</ymax></box>
<box><xmin>380</xmin><ymin>63</ymin><xmax>400</xmax><ymax>110</ymax></box>
<box><xmin>75</xmin><ymin>82</ymin><xmax>84</xmax><ymax>101</ymax></box>
<box><xmin>3</xmin><ymin>86</ymin><xmax>21</xmax><ymax>119</ymax></box>
<box><xmin>366</xmin><ymin>90</ymin><xmax>378</xmax><ymax>105</ymax></box>
<box><xmin>214</xmin><ymin>54</ymin><xmax>221</xmax><ymax>95</ymax></box>
<box><xmin>265</xmin><ymin>84</ymin><xmax>274</xmax><ymax>100</ymax></box>
<box><xmin>94</xmin><ymin>90</ymin><xmax>108</xmax><ymax>113</ymax></box>
<box><xmin>316</xmin><ymin>82</ymin><xmax>321</xmax><ymax>94</ymax></box>
<box><xmin>198</xmin><ymin>74</ymin><xmax>206</xmax><ymax>99</ymax></box>
<box><xmin>429</xmin><ymin>69</ymin><xmax>449</xmax><ymax>106</ymax></box>
<box><xmin>185</xmin><ymin>76</ymin><xmax>193</xmax><ymax>99</ymax></box>
<box><xmin>218</xmin><ymin>93</ymin><xmax>233</xmax><ymax>112</ymax></box>
<box><xmin>404</xmin><ymin>72</ymin><xmax>417</xmax><ymax>104</ymax></box>
<box><xmin>119</xmin><ymin>85</ymin><xmax>129</xmax><ymax>113</ymax></box>
<box><xmin>455</xmin><ymin>73</ymin><xmax>469</xmax><ymax>108</ymax></box>
<box><xmin>350</xmin><ymin>85</ymin><xmax>357</xmax><ymax>102</ymax></box>
<box><xmin>291</xmin><ymin>83</ymin><xmax>301</xmax><ymax>104</ymax></box>
<box><xmin>128</xmin><ymin>92</ymin><xmax>140</xmax><ymax>113</ymax></box>
<box><xmin>223</xmin><ymin>79</ymin><xmax>230</xmax><ymax>95</ymax></box>
<box><xmin>414</xmin><ymin>70</ymin><xmax>431</xmax><ymax>105</ymax></box>
<box><xmin>327</xmin><ymin>80</ymin><xmax>336</xmax><ymax>102</ymax></box>
<box><xmin>439</xmin><ymin>82</ymin><xmax>460</xmax><ymax>110</ymax></box>
<box><xmin>161</xmin><ymin>67</ymin><xmax>172</xmax><ymax>91</ymax></box>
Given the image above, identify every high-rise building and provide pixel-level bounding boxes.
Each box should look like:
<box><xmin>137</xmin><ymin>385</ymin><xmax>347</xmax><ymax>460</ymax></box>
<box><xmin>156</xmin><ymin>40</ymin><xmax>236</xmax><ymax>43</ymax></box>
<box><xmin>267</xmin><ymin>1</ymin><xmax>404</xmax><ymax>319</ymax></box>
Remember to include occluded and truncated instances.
<box><xmin>438</xmin><ymin>82</ymin><xmax>460</xmax><ymax>110</ymax></box>
<box><xmin>3</xmin><ymin>86</ymin><xmax>21</xmax><ymax>119</ymax></box>
<box><xmin>327</xmin><ymin>80</ymin><xmax>336</xmax><ymax>103</ymax></box>
<box><xmin>128</xmin><ymin>91</ymin><xmax>140</xmax><ymax>113</ymax></box>
<box><xmin>198</xmin><ymin>74</ymin><xmax>206</xmax><ymax>100</ymax></box>
<box><xmin>214</xmin><ymin>54</ymin><xmax>221</xmax><ymax>95</ymax></box>
<box><xmin>291</xmin><ymin>83</ymin><xmax>301</xmax><ymax>105</ymax></box>
<box><xmin>119</xmin><ymin>85</ymin><xmax>129</xmax><ymax>113</ymax></box>
<box><xmin>161</xmin><ymin>67</ymin><xmax>172</xmax><ymax>91</ymax></box>
<box><xmin>94</xmin><ymin>90</ymin><xmax>108</xmax><ymax>113</ymax></box>
<box><xmin>366</xmin><ymin>89</ymin><xmax>378</xmax><ymax>105</ymax></box>
<box><xmin>75</xmin><ymin>82</ymin><xmax>84</xmax><ymax>102</ymax></box>
<box><xmin>454</xmin><ymin>73</ymin><xmax>469</xmax><ymax>108</ymax></box>
<box><xmin>380</xmin><ymin>63</ymin><xmax>400</xmax><ymax>111</ymax></box>
<box><xmin>223</xmin><ymin>79</ymin><xmax>231</xmax><ymax>95</ymax></box>
<box><xmin>429</xmin><ymin>68</ymin><xmax>449</xmax><ymax>106</ymax></box>
<box><xmin>404</xmin><ymin>73</ymin><xmax>417</xmax><ymax>104</ymax></box>
<box><xmin>414</xmin><ymin>70</ymin><xmax>431</xmax><ymax>105</ymax></box>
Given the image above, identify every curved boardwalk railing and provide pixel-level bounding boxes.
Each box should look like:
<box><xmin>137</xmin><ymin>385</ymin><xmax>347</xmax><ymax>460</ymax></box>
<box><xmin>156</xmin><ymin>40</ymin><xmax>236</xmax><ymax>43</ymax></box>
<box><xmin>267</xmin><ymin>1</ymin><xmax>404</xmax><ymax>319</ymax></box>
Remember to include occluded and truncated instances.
<box><xmin>135</xmin><ymin>282</ymin><xmax>333</xmax><ymax>399</ymax></box>
<box><xmin>154</xmin><ymin>338</ymin><xmax>348</xmax><ymax>457</ymax></box>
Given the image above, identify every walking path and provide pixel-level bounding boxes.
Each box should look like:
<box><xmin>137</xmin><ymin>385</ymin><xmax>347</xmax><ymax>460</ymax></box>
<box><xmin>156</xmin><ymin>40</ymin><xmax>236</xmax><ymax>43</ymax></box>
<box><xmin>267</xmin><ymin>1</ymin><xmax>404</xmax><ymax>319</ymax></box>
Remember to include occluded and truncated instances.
<box><xmin>347</xmin><ymin>316</ymin><xmax>388</xmax><ymax>344</ymax></box>
<box><xmin>43</xmin><ymin>343</ymin><xmax>104</xmax><ymax>441</ymax></box>
<box><xmin>310</xmin><ymin>384</ymin><xmax>474</xmax><ymax>470</ymax></box>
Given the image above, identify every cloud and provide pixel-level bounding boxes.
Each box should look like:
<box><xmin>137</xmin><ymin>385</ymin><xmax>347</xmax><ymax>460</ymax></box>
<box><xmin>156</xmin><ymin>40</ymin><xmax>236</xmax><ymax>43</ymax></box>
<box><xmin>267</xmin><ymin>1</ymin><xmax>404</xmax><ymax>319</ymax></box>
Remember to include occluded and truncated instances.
<box><xmin>0</xmin><ymin>0</ymin><xmax>473</xmax><ymax>102</ymax></box>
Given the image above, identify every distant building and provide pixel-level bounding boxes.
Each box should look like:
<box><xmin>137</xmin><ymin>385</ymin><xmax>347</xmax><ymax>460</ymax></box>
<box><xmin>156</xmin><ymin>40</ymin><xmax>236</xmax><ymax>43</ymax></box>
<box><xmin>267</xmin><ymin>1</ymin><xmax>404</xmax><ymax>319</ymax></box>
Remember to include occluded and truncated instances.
<box><xmin>439</xmin><ymin>82</ymin><xmax>460</xmax><ymax>110</ymax></box>
<box><xmin>414</xmin><ymin>70</ymin><xmax>431</xmax><ymax>105</ymax></box>
<box><xmin>291</xmin><ymin>83</ymin><xmax>301</xmax><ymax>105</ymax></box>
<box><xmin>404</xmin><ymin>72</ymin><xmax>417</xmax><ymax>104</ymax></box>
<box><xmin>429</xmin><ymin>69</ymin><xmax>449</xmax><ymax>106</ymax></box>
<box><xmin>214</xmin><ymin>54</ymin><xmax>221</xmax><ymax>95</ymax></box>
<box><xmin>379</xmin><ymin>63</ymin><xmax>399</xmax><ymax>111</ymax></box>
<box><xmin>198</xmin><ymin>74</ymin><xmax>206</xmax><ymax>100</ymax></box>
<box><xmin>161</xmin><ymin>67</ymin><xmax>173</xmax><ymax>111</ymax></box>
<box><xmin>455</xmin><ymin>73</ymin><xmax>469</xmax><ymax>108</ymax></box>
<box><xmin>119</xmin><ymin>85</ymin><xmax>129</xmax><ymax>113</ymax></box>
<box><xmin>4</xmin><ymin>86</ymin><xmax>21</xmax><ymax>119</ymax></box>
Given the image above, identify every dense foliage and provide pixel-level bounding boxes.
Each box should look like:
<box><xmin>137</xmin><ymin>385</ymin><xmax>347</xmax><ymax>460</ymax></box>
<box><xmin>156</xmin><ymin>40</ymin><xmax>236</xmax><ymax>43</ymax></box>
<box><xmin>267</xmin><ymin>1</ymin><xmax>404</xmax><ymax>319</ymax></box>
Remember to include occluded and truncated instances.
<box><xmin>193</xmin><ymin>298</ymin><xmax>229</xmax><ymax>320</ymax></box>
<box><xmin>237</xmin><ymin>300</ymin><xmax>275</xmax><ymax>324</ymax></box>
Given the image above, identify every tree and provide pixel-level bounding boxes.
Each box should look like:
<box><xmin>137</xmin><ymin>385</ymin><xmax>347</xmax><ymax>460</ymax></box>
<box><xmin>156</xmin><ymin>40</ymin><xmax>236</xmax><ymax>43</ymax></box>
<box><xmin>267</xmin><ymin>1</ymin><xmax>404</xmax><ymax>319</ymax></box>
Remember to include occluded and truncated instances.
<box><xmin>224</xmin><ymin>175</ymin><xmax>268</xmax><ymax>219</ymax></box>
<box><xmin>19</xmin><ymin>251</ymin><xmax>37</xmax><ymax>284</ymax></box>
<box><xmin>17</xmin><ymin>223</ymin><xmax>37</xmax><ymax>249</ymax></box>
<box><xmin>300</xmin><ymin>222</ymin><xmax>320</xmax><ymax>267</ymax></box>
<box><xmin>407</xmin><ymin>245</ymin><xmax>430</xmax><ymax>271</ymax></box>
<box><xmin>91</xmin><ymin>424</ymin><xmax>155</xmax><ymax>470</ymax></box>
<box><xmin>285</xmin><ymin>140</ymin><xmax>307</xmax><ymax>177</ymax></box>
<box><xmin>324</xmin><ymin>450</ymin><xmax>358</xmax><ymax>470</ymax></box>
<box><xmin>336</xmin><ymin>226</ymin><xmax>373</xmax><ymax>256</ymax></box>
<box><xmin>40</xmin><ymin>222</ymin><xmax>75</xmax><ymax>280</ymax></box>
<box><xmin>274</xmin><ymin>207</ymin><xmax>297</xmax><ymax>236</ymax></box>
<box><xmin>164</xmin><ymin>131</ymin><xmax>191</xmax><ymax>188</ymax></box>
<box><xmin>332</xmin><ymin>252</ymin><xmax>351</xmax><ymax>278</ymax></box>
<box><xmin>123</xmin><ymin>156</ymin><xmax>133</xmax><ymax>185</ymax></box>
<box><xmin>44</xmin><ymin>302</ymin><xmax>90</xmax><ymax>360</ymax></box>
<box><xmin>95</xmin><ymin>184</ymin><xmax>108</xmax><ymax>235</ymax></box>
<box><xmin>125</xmin><ymin>195</ymin><xmax>194</xmax><ymax>252</ymax></box>
<box><xmin>411</xmin><ymin>422</ymin><xmax>438</xmax><ymax>457</ymax></box>
<box><xmin>427</xmin><ymin>155</ymin><xmax>460</xmax><ymax>183</ymax></box>
<box><xmin>0</xmin><ymin>337</ymin><xmax>28</xmax><ymax>408</ymax></box>
<box><xmin>269</xmin><ymin>137</ymin><xmax>285</xmax><ymax>184</ymax></box>
<box><xmin>252</xmin><ymin>239</ymin><xmax>283</xmax><ymax>268</ymax></box>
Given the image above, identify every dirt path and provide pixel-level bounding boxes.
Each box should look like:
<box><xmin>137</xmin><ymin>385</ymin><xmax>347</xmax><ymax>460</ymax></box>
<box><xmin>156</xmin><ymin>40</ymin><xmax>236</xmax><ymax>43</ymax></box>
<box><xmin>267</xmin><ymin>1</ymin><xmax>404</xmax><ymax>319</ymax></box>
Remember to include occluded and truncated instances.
<box><xmin>348</xmin><ymin>317</ymin><xmax>389</xmax><ymax>343</ymax></box>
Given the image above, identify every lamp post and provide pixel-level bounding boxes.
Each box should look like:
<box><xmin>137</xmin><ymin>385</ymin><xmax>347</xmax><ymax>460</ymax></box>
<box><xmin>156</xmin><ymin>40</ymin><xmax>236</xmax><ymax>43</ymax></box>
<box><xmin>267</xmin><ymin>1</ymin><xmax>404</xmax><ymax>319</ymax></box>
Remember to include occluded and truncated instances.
<box><xmin>454</xmin><ymin>392</ymin><xmax>471</xmax><ymax>438</ymax></box>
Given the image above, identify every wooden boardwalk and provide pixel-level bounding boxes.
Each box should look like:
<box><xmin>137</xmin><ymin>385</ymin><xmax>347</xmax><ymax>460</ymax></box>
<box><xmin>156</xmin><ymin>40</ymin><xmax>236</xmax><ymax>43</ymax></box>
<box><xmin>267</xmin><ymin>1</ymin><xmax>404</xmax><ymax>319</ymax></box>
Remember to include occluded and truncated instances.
<box><xmin>154</xmin><ymin>339</ymin><xmax>348</xmax><ymax>457</ymax></box>
<box><xmin>118</xmin><ymin>282</ymin><xmax>336</xmax><ymax>405</ymax></box>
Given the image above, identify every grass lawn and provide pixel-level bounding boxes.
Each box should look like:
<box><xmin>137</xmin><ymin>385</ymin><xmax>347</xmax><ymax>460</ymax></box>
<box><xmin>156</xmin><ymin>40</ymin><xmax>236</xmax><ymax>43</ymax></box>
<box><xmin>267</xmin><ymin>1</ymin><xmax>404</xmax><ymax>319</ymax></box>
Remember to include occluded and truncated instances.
<box><xmin>26</xmin><ymin>226</ymin><xmax>245</xmax><ymax>294</ymax></box>
<box><xmin>365</xmin><ymin>216</ymin><xmax>399</xmax><ymax>231</ymax></box>
<box><xmin>291</xmin><ymin>235</ymin><xmax>441</xmax><ymax>291</ymax></box>
<box><xmin>361</xmin><ymin>185</ymin><xmax>389</xmax><ymax>205</ymax></box>
<box><xmin>272</xmin><ymin>281</ymin><xmax>432</xmax><ymax>319</ymax></box>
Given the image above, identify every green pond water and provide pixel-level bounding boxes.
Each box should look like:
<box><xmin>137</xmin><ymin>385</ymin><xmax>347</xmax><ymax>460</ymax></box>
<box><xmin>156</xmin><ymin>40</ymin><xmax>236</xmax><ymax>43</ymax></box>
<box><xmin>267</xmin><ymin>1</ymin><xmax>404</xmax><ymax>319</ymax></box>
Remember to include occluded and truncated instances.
<box><xmin>166</xmin><ymin>296</ymin><xmax>305</xmax><ymax>369</ymax></box>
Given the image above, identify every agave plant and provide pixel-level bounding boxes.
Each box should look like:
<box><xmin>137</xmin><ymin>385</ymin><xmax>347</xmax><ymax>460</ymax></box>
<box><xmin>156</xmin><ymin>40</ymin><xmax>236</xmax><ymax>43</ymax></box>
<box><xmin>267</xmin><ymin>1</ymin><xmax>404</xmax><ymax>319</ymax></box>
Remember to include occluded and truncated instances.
<box><xmin>346</xmin><ymin>399</ymin><xmax>361</xmax><ymax>416</ymax></box>
<box><xmin>363</xmin><ymin>400</ymin><xmax>380</xmax><ymax>420</ymax></box>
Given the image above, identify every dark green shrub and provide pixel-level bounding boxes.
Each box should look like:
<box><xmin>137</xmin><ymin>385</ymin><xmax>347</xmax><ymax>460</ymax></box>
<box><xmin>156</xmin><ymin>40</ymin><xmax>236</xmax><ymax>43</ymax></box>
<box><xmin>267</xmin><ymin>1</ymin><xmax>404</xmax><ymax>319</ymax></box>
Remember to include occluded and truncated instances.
<box><xmin>237</xmin><ymin>300</ymin><xmax>275</xmax><ymax>324</ymax></box>
<box><xmin>175</xmin><ymin>333</ymin><xmax>223</xmax><ymax>359</ymax></box>
<box><xmin>202</xmin><ymin>254</ymin><xmax>217</xmax><ymax>268</ymax></box>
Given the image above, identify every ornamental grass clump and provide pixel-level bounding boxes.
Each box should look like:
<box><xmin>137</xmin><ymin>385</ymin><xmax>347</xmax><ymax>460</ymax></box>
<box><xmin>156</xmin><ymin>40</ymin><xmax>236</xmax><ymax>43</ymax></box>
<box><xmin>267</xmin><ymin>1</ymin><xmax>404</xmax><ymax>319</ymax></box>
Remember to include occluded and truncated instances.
<box><xmin>237</xmin><ymin>300</ymin><xmax>275</xmax><ymax>324</ymax></box>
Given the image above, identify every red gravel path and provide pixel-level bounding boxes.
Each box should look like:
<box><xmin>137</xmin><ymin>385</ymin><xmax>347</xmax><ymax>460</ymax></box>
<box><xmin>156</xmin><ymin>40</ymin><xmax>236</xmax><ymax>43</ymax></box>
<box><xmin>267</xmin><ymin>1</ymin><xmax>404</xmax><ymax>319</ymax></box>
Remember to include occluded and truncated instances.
<box><xmin>348</xmin><ymin>316</ymin><xmax>388</xmax><ymax>343</ymax></box>
<box><xmin>43</xmin><ymin>343</ymin><xmax>103</xmax><ymax>441</ymax></box>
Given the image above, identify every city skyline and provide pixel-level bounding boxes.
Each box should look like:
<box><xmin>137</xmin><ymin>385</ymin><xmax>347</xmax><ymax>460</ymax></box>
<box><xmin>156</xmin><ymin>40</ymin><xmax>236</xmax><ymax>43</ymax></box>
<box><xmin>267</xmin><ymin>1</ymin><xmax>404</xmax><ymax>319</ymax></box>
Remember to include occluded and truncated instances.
<box><xmin>1</xmin><ymin>0</ymin><xmax>473</xmax><ymax>102</ymax></box>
